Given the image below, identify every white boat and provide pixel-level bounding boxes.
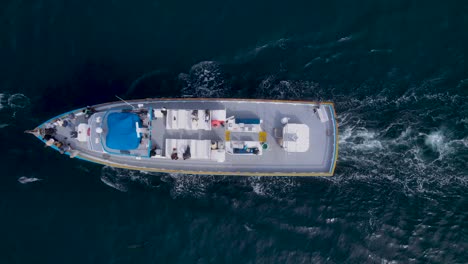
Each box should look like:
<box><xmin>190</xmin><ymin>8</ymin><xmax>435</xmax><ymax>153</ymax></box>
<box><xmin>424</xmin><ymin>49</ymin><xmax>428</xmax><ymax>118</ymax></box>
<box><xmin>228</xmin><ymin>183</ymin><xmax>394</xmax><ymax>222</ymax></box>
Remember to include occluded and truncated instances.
<box><xmin>26</xmin><ymin>98</ymin><xmax>338</xmax><ymax>176</ymax></box>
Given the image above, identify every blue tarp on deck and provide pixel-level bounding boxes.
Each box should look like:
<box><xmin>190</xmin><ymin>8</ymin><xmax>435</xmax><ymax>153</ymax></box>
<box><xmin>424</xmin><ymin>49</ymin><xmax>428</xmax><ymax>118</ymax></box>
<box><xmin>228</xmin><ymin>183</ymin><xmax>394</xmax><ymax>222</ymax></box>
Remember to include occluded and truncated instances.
<box><xmin>106</xmin><ymin>112</ymin><xmax>141</xmax><ymax>150</ymax></box>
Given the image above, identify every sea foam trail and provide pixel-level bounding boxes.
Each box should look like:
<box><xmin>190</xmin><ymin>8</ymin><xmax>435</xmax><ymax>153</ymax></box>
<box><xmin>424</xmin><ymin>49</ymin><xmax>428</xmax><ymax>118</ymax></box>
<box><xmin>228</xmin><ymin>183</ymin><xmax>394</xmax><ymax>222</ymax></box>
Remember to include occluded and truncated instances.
<box><xmin>164</xmin><ymin>173</ymin><xmax>220</xmax><ymax>198</ymax></box>
<box><xmin>100</xmin><ymin>165</ymin><xmax>303</xmax><ymax>199</ymax></box>
<box><xmin>329</xmin><ymin>92</ymin><xmax>468</xmax><ymax>195</ymax></box>
<box><xmin>249</xmin><ymin>76</ymin><xmax>467</xmax><ymax>195</ymax></box>
<box><xmin>99</xmin><ymin>90</ymin><xmax>467</xmax><ymax>196</ymax></box>
<box><xmin>0</xmin><ymin>93</ymin><xmax>31</xmax><ymax>118</ymax></box>
<box><xmin>100</xmin><ymin>166</ymin><xmax>157</xmax><ymax>192</ymax></box>
<box><xmin>179</xmin><ymin>61</ymin><xmax>230</xmax><ymax>98</ymax></box>
<box><xmin>98</xmin><ymin>56</ymin><xmax>467</xmax><ymax>197</ymax></box>
<box><xmin>7</xmin><ymin>93</ymin><xmax>30</xmax><ymax>109</ymax></box>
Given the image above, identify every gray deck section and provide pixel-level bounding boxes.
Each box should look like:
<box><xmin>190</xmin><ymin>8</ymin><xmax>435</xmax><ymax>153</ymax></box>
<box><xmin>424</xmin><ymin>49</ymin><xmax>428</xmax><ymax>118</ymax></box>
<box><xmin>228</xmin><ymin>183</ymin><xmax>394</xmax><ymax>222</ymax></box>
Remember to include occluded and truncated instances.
<box><xmin>38</xmin><ymin>100</ymin><xmax>337</xmax><ymax>175</ymax></box>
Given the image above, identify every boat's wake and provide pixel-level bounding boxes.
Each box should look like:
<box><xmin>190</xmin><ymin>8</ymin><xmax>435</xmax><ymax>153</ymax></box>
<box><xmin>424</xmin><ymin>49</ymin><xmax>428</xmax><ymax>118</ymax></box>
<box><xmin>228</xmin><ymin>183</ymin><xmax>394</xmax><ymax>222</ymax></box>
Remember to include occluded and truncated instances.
<box><xmin>100</xmin><ymin>166</ymin><xmax>158</xmax><ymax>192</ymax></box>
<box><xmin>100</xmin><ymin>53</ymin><xmax>467</xmax><ymax>197</ymax></box>
<box><xmin>179</xmin><ymin>61</ymin><xmax>231</xmax><ymax>98</ymax></box>
<box><xmin>329</xmin><ymin>92</ymin><xmax>467</xmax><ymax>196</ymax></box>
<box><xmin>248</xmin><ymin>176</ymin><xmax>301</xmax><ymax>198</ymax></box>
<box><xmin>99</xmin><ymin>88</ymin><xmax>467</xmax><ymax>197</ymax></box>
<box><xmin>248</xmin><ymin>72</ymin><xmax>468</xmax><ymax>196</ymax></box>
<box><xmin>0</xmin><ymin>93</ymin><xmax>31</xmax><ymax>118</ymax></box>
<box><xmin>100</xmin><ymin>167</ymin><xmax>306</xmax><ymax>201</ymax></box>
<box><xmin>0</xmin><ymin>93</ymin><xmax>30</xmax><ymax>109</ymax></box>
<box><xmin>163</xmin><ymin>173</ymin><xmax>225</xmax><ymax>198</ymax></box>
<box><xmin>256</xmin><ymin>76</ymin><xmax>322</xmax><ymax>100</ymax></box>
<box><xmin>166</xmin><ymin>174</ymin><xmax>301</xmax><ymax>199</ymax></box>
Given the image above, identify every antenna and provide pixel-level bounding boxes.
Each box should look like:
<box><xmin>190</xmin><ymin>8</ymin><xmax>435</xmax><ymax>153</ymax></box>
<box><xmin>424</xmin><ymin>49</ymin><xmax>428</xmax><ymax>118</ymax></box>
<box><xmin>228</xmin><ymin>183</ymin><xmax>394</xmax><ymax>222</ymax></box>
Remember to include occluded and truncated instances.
<box><xmin>115</xmin><ymin>95</ymin><xmax>135</xmax><ymax>109</ymax></box>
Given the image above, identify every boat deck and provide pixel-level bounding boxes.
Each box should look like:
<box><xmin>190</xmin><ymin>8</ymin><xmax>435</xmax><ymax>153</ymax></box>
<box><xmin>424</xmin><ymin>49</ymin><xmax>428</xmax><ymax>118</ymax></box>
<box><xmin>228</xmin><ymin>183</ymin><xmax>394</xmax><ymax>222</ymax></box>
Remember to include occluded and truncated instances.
<box><xmin>33</xmin><ymin>99</ymin><xmax>338</xmax><ymax>176</ymax></box>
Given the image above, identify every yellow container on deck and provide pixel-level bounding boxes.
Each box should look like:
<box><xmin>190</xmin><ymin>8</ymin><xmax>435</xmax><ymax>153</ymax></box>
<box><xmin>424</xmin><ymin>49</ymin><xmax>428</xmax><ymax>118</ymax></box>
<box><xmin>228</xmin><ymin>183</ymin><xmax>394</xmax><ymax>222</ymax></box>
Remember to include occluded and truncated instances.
<box><xmin>259</xmin><ymin>131</ymin><xmax>267</xmax><ymax>143</ymax></box>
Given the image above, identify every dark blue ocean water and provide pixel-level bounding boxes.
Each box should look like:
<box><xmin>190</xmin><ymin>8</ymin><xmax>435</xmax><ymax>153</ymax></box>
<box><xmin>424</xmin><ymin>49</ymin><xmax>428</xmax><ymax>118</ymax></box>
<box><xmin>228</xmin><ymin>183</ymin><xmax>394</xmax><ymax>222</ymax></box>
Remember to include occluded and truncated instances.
<box><xmin>1</xmin><ymin>0</ymin><xmax>467</xmax><ymax>263</ymax></box>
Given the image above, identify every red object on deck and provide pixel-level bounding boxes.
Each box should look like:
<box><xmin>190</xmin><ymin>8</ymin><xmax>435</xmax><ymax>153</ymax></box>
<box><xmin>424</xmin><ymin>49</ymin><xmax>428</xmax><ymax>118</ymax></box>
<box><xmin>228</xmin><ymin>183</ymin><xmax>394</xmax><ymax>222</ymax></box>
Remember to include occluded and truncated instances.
<box><xmin>211</xmin><ymin>120</ymin><xmax>224</xmax><ymax>127</ymax></box>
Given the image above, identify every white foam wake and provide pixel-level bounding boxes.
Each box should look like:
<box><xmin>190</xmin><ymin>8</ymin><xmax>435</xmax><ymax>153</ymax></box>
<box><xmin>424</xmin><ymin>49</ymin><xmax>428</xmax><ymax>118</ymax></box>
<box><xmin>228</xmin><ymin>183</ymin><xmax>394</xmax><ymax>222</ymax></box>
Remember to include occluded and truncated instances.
<box><xmin>248</xmin><ymin>176</ymin><xmax>301</xmax><ymax>199</ymax></box>
<box><xmin>179</xmin><ymin>61</ymin><xmax>230</xmax><ymax>98</ymax></box>
<box><xmin>0</xmin><ymin>93</ymin><xmax>31</xmax><ymax>117</ymax></box>
<box><xmin>99</xmin><ymin>166</ymin><xmax>305</xmax><ymax>199</ymax></box>
<box><xmin>8</xmin><ymin>93</ymin><xmax>30</xmax><ymax>109</ymax></box>
<box><xmin>163</xmin><ymin>173</ymin><xmax>221</xmax><ymax>198</ymax></box>
<box><xmin>328</xmin><ymin>92</ymin><xmax>468</xmax><ymax>195</ymax></box>
<box><xmin>98</xmin><ymin>88</ymin><xmax>466</xmax><ymax>197</ymax></box>
<box><xmin>100</xmin><ymin>166</ymin><xmax>158</xmax><ymax>192</ymax></box>
<box><xmin>257</xmin><ymin>76</ymin><xmax>321</xmax><ymax>100</ymax></box>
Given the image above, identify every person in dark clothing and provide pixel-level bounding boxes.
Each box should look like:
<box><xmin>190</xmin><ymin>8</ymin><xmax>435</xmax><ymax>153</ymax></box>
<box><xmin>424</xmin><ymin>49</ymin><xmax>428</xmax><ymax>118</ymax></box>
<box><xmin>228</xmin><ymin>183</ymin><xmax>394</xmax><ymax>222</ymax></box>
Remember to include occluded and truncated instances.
<box><xmin>44</xmin><ymin>127</ymin><xmax>56</xmax><ymax>136</ymax></box>
<box><xmin>183</xmin><ymin>146</ymin><xmax>191</xmax><ymax>160</ymax></box>
<box><xmin>161</xmin><ymin>107</ymin><xmax>168</xmax><ymax>116</ymax></box>
<box><xmin>83</xmin><ymin>106</ymin><xmax>96</xmax><ymax>118</ymax></box>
